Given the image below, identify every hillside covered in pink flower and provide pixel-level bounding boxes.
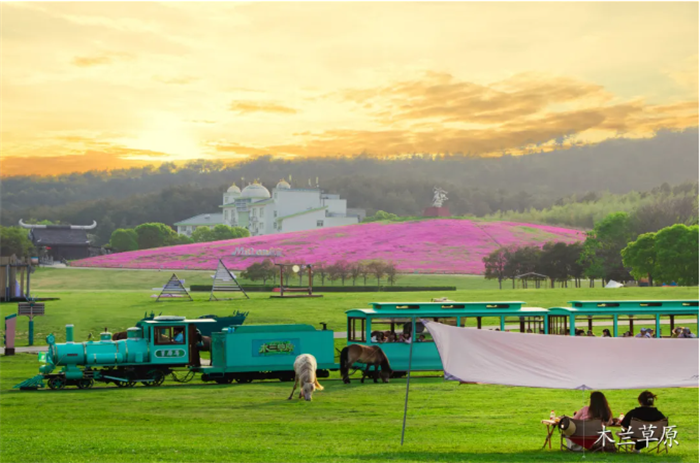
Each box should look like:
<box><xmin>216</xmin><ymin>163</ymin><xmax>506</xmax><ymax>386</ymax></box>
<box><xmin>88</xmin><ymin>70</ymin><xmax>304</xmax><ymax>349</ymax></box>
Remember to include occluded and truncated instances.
<box><xmin>72</xmin><ymin>219</ymin><xmax>585</xmax><ymax>274</ymax></box>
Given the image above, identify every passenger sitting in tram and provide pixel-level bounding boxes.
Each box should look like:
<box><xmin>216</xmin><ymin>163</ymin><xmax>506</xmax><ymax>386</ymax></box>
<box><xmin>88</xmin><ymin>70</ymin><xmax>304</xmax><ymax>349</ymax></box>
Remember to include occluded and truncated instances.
<box><xmin>681</xmin><ymin>327</ymin><xmax>697</xmax><ymax>338</ymax></box>
<box><xmin>635</xmin><ymin>328</ymin><xmax>652</xmax><ymax>338</ymax></box>
<box><xmin>575</xmin><ymin>329</ymin><xmax>585</xmax><ymax>336</ymax></box>
<box><xmin>386</xmin><ymin>332</ymin><xmax>397</xmax><ymax>343</ymax></box>
<box><xmin>526</xmin><ymin>328</ymin><xmax>533</xmax><ymax>333</ymax></box>
<box><xmin>622</xmin><ymin>331</ymin><xmax>633</xmax><ymax>337</ymax></box>
<box><xmin>602</xmin><ymin>329</ymin><xmax>612</xmax><ymax>337</ymax></box>
<box><xmin>370</xmin><ymin>331</ymin><xmax>385</xmax><ymax>343</ymax></box>
<box><xmin>586</xmin><ymin>330</ymin><xmax>595</xmax><ymax>337</ymax></box>
<box><xmin>417</xmin><ymin>334</ymin><xmax>426</xmax><ymax>342</ymax></box>
<box><xmin>400</xmin><ymin>332</ymin><xmax>412</xmax><ymax>343</ymax></box>
<box><xmin>671</xmin><ymin>327</ymin><xmax>683</xmax><ymax>338</ymax></box>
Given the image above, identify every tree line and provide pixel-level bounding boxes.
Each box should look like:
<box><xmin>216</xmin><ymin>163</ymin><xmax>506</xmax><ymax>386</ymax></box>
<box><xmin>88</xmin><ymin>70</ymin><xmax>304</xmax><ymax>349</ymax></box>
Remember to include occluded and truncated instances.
<box><xmin>109</xmin><ymin>223</ymin><xmax>249</xmax><ymax>252</ymax></box>
<box><xmin>241</xmin><ymin>259</ymin><xmax>399</xmax><ymax>286</ymax></box>
<box><xmin>484</xmin><ymin>213</ymin><xmax>700</xmax><ymax>288</ymax></box>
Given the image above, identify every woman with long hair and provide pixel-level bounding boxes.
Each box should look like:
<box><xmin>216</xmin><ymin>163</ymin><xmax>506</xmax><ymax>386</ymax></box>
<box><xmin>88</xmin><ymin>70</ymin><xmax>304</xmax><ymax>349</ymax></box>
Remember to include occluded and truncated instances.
<box><xmin>573</xmin><ymin>391</ymin><xmax>614</xmax><ymax>425</ymax></box>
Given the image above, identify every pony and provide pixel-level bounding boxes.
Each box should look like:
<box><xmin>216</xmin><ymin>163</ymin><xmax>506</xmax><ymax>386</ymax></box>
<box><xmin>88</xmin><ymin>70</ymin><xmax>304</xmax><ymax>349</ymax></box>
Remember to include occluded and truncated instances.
<box><xmin>340</xmin><ymin>344</ymin><xmax>392</xmax><ymax>384</ymax></box>
<box><xmin>287</xmin><ymin>354</ymin><xmax>324</xmax><ymax>401</ymax></box>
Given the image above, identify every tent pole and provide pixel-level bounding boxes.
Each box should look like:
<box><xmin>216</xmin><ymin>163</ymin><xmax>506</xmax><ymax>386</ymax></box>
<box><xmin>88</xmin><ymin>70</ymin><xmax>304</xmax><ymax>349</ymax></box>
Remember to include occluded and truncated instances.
<box><xmin>400</xmin><ymin>324</ymin><xmax>415</xmax><ymax>445</ymax></box>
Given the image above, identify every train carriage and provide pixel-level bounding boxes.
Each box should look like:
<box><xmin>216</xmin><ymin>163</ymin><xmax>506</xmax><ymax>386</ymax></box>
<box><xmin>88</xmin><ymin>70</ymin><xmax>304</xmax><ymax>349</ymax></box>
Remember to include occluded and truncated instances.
<box><xmin>195</xmin><ymin>324</ymin><xmax>336</xmax><ymax>384</ymax></box>
<box><xmin>547</xmin><ymin>299</ymin><xmax>700</xmax><ymax>337</ymax></box>
<box><xmin>346</xmin><ymin>301</ymin><xmax>549</xmax><ymax>372</ymax></box>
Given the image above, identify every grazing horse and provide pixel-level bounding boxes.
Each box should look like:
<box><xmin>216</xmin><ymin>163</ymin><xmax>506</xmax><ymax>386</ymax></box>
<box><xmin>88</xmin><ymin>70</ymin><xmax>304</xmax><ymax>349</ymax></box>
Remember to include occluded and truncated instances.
<box><xmin>288</xmin><ymin>354</ymin><xmax>324</xmax><ymax>401</ymax></box>
<box><xmin>340</xmin><ymin>344</ymin><xmax>392</xmax><ymax>384</ymax></box>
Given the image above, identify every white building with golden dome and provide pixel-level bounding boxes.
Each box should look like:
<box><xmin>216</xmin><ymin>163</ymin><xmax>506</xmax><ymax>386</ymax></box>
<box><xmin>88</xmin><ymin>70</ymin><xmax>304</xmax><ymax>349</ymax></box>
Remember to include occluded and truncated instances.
<box><xmin>175</xmin><ymin>180</ymin><xmax>361</xmax><ymax>237</ymax></box>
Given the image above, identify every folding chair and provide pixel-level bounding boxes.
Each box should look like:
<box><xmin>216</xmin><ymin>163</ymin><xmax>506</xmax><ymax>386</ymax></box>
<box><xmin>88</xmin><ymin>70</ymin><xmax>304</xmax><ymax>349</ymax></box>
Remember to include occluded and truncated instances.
<box><xmin>616</xmin><ymin>418</ymin><xmax>669</xmax><ymax>453</ymax></box>
<box><xmin>558</xmin><ymin>417</ymin><xmax>614</xmax><ymax>452</ymax></box>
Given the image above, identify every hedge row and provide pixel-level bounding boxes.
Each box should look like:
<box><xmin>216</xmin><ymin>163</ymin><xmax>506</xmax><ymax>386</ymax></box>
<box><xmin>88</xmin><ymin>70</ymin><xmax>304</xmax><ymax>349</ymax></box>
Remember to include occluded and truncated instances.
<box><xmin>190</xmin><ymin>285</ymin><xmax>456</xmax><ymax>293</ymax></box>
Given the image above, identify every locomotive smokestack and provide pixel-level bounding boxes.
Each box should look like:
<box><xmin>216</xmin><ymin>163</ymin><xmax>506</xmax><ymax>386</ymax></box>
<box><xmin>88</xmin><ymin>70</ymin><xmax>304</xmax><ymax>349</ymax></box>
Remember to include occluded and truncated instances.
<box><xmin>66</xmin><ymin>324</ymin><xmax>74</xmax><ymax>343</ymax></box>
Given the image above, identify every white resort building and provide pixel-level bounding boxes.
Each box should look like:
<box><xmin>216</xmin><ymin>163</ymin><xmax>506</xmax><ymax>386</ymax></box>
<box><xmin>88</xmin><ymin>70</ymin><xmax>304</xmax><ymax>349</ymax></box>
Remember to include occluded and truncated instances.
<box><xmin>175</xmin><ymin>180</ymin><xmax>362</xmax><ymax>237</ymax></box>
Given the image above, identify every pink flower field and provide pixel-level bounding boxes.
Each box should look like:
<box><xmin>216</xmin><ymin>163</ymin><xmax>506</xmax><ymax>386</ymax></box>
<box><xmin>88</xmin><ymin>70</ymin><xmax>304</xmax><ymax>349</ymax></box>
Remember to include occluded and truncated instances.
<box><xmin>72</xmin><ymin>219</ymin><xmax>585</xmax><ymax>274</ymax></box>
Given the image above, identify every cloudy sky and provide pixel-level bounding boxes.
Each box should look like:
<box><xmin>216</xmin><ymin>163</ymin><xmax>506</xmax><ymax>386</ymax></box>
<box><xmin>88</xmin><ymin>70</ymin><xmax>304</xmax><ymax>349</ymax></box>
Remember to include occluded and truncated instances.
<box><xmin>1</xmin><ymin>2</ymin><xmax>697</xmax><ymax>176</ymax></box>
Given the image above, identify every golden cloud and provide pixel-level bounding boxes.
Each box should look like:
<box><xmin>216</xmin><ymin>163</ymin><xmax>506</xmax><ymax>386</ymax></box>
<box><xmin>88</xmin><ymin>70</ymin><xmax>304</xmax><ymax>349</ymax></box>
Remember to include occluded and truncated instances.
<box><xmin>228</xmin><ymin>101</ymin><xmax>297</xmax><ymax>115</ymax></box>
<box><xmin>72</xmin><ymin>52</ymin><xmax>133</xmax><ymax>67</ymax></box>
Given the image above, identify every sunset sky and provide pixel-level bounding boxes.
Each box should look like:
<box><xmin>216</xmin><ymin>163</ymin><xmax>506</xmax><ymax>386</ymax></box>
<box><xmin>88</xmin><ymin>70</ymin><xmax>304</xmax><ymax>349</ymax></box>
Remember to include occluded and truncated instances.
<box><xmin>1</xmin><ymin>2</ymin><xmax>698</xmax><ymax>176</ymax></box>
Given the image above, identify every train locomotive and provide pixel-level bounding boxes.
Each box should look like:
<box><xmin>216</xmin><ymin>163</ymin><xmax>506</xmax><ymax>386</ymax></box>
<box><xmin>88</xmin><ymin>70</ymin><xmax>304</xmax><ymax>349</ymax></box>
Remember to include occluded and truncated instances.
<box><xmin>17</xmin><ymin>316</ymin><xmax>337</xmax><ymax>390</ymax></box>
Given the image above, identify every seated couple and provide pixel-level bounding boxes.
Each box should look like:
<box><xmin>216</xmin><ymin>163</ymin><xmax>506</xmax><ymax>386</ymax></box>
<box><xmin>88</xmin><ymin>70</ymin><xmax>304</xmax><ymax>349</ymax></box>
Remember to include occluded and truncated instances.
<box><xmin>564</xmin><ymin>390</ymin><xmax>665</xmax><ymax>452</ymax></box>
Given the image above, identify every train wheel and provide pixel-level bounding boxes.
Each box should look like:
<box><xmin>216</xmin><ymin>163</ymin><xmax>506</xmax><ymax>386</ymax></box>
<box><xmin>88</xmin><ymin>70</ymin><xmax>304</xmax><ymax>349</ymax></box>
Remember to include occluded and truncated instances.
<box><xmin>145</xmin><ymin>370</ymin><xmax>166</xmax><ymax>387</ymax></box>
<box><xmin>235</xmin><ymin>378</ymin><xmax>252</xmax><ymax>384</ymax></box>
<box><xmin>116</xmin><ymin>380</ymin><xmax>135</xmax><ymax>388</ymax></box>
<box><xmin>77</xmin><ymin>379</ymin><xmax>94</xmax><ymax>389</ymax></box>
<box><xmin>47</xmin><ymin>377</ymin><xmax>65</xmax><ymax>390</ymax></box>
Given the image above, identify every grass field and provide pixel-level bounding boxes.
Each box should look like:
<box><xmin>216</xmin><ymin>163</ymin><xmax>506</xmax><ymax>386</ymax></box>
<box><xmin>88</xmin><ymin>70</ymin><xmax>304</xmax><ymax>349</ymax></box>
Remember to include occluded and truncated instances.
<box><xmin>1</xmin><ymin>269</ymin><xmax>698</xmax><ymax>462</ymax></box>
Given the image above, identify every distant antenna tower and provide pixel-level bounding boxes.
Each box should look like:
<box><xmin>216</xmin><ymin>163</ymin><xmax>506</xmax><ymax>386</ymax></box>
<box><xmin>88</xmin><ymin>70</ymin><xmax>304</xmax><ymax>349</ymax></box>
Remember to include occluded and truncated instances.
<box><xmin>315</xmin><ymin>176</ymin><xmax>319</xmax><ymax>188</ymax></box>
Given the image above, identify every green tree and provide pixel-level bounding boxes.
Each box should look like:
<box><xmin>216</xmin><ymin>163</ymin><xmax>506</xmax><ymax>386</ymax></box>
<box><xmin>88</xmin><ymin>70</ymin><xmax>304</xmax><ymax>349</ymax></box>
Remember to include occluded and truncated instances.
<box><xmin>211</xmin><ymin>224</ymin><xmax>250</xmax><ymax>241</ymax></box>
<box><xmin>191</xmin><ymin>227</ymin><xmax>215</xmax><ymax>243</ymax></box>
<box><xmin>109</xmin><ymin>228</ymin><xmax>139</xmax><ymax>252</ymax></box>
<box><xmin>241</xmin><ymin>259</ymin><xmax>276</xmax><ymax>285</ymax></box>
<box><xmin>327</xmin><ymin>260</ymin><xmax>351</xmax><ymax>286</ymax></box>
<box><xmin>483</xmin><ymin>248</ymin><xmax>510</xmax><ymax>290</ymax></box>
<box><xmin>385</xmin><ymin>261</ymin><xmax>399</xmax><ymax>286</ymax></box>
<box><xmin>621</xmin><ymin>233</ymin><xmax>658</xmax><ymax>286</ymax></box>
<box><xmin>366</xmin><ymin>261</ymin><xmax>387</xmax><ymax>286</ymax></box>
<box><xmin>579</xmin><ymin>212</ymin><xmax>634</xmax><ymax>284</ymax></box>
<box><xmin>135</xmin><ymin>222</ymin><xmax>178</xmax><ymax>249</ymax></box>
<box><xmin>540</xmin><ymin>242</ymin><xmax>570</xmax><ymax>288</ymax></box>
<box><xmin>0</xmin><ymin>226</ymin><xmax>35</xmax><ymax>257</ymax></box>
<box><xmin>168</xmin><ymin>234</ymin><xmax>193</xmax><ymax>245</ymax></box>
<box><xmin>654</xmin><ymin>224</ymin><xmax>699</xmax><ymax>286</ymax></box>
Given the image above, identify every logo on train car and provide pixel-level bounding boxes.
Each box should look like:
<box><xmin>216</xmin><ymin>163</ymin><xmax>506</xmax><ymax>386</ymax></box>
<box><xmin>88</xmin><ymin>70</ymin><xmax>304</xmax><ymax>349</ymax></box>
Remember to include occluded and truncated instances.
<box><xmin>253</xmin><ymin>339</ymin><xmax>299</xmax><ymax>357</ymax></box>
<box><xmin>155</xmin><ymin>349</ymin><xmax>186</xmax><ymax>358</ymax></box>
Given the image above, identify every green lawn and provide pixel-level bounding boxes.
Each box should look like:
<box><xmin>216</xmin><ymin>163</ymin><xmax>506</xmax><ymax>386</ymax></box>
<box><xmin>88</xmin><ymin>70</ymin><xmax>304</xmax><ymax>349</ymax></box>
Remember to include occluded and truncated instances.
<box><xmin>29</xmin><ymin>267</ymin><xmax>501</xmax><ymax>291</ymax></box>
<box><xmin>0</xmin><ymin>269</ymin><xmax>698</xmax><ymax>462</ymax></box>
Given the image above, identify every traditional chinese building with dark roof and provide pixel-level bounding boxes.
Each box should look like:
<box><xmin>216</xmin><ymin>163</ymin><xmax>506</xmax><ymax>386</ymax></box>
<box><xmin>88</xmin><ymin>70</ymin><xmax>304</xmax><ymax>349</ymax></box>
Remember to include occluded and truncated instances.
<box><xmin>20</xmin><ymin>219</ymin><xmax>97</xmax><ymax>261</ymax></box>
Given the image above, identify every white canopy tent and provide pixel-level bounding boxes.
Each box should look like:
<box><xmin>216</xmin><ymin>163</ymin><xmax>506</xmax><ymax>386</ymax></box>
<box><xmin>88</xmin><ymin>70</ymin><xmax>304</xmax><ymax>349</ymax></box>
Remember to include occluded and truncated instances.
<box><xmin>421</xmin><ymin>320</ymin><xmax>699</xmax><ymax>389</ymax></box>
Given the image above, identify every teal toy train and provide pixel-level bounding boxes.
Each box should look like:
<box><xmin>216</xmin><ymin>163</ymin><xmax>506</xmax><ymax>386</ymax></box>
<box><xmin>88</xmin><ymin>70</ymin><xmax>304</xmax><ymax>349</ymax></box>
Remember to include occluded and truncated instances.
<box><xmin>16</xmin><ymin>316</ymin><xmax>336</xmax><ymax>390</ymax></box>
<box><xmin>14</xmin><ymin>299</ymin><xmax>698</xmax><ymax>390</ymax></box>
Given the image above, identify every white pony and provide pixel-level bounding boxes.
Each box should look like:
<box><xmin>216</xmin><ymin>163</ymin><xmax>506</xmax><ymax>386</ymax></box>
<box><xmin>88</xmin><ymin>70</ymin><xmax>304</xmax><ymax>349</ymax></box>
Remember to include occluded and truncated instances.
<box><xmin>287</xmin><ymin>354</ymin><xmax>324</xmax><ymax>401</ymax></box>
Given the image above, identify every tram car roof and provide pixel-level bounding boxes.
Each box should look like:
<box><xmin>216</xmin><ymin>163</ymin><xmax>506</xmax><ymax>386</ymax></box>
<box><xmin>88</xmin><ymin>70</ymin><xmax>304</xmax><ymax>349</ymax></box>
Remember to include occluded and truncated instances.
<box><xmin>346</xmin><ymin>301</ymin><xmax>548</xmax><ymax>317</ymax></box>
<box><xmin>140</xmin><ymin>316</ymin><xmax>217</xmax><ymax>324</ymax></box>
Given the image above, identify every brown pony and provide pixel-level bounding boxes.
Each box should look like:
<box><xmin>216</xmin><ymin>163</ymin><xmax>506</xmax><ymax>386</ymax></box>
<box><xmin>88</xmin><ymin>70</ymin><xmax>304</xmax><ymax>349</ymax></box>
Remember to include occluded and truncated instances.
<box><xmin>340</xmin><ymin>344</ymin><xmax>392</xmax><ymax>384</ymax></box>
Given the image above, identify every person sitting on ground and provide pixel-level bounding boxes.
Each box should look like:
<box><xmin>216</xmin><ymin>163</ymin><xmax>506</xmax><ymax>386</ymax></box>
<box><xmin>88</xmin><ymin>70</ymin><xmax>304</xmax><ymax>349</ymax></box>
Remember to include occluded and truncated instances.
<box><xmin>681</xmin><ymin>327</ymin><xmax>697</xmax><ymax>338</ymax></box>
<box><xmin>602</xmin><ymin>329</ymin><xmax>612</xmax><ymax>337</ymax></box>
<box><xmin>621</xmin><ymin>391</ymin><xmax>666</xmax><ymax>452</ymax></box>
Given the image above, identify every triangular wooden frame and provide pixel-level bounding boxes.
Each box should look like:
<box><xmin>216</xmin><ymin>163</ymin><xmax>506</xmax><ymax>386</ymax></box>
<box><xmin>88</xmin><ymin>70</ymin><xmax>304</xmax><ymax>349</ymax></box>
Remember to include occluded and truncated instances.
<box><xmin>210</xmin><ymin>259</ymin><xmax>249</xmax><ymax>301</ymax></box>
<box><xmin>156</xmin><ymin>273</ymin><xmax>193</xmax><ymax>302</ymax></box>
